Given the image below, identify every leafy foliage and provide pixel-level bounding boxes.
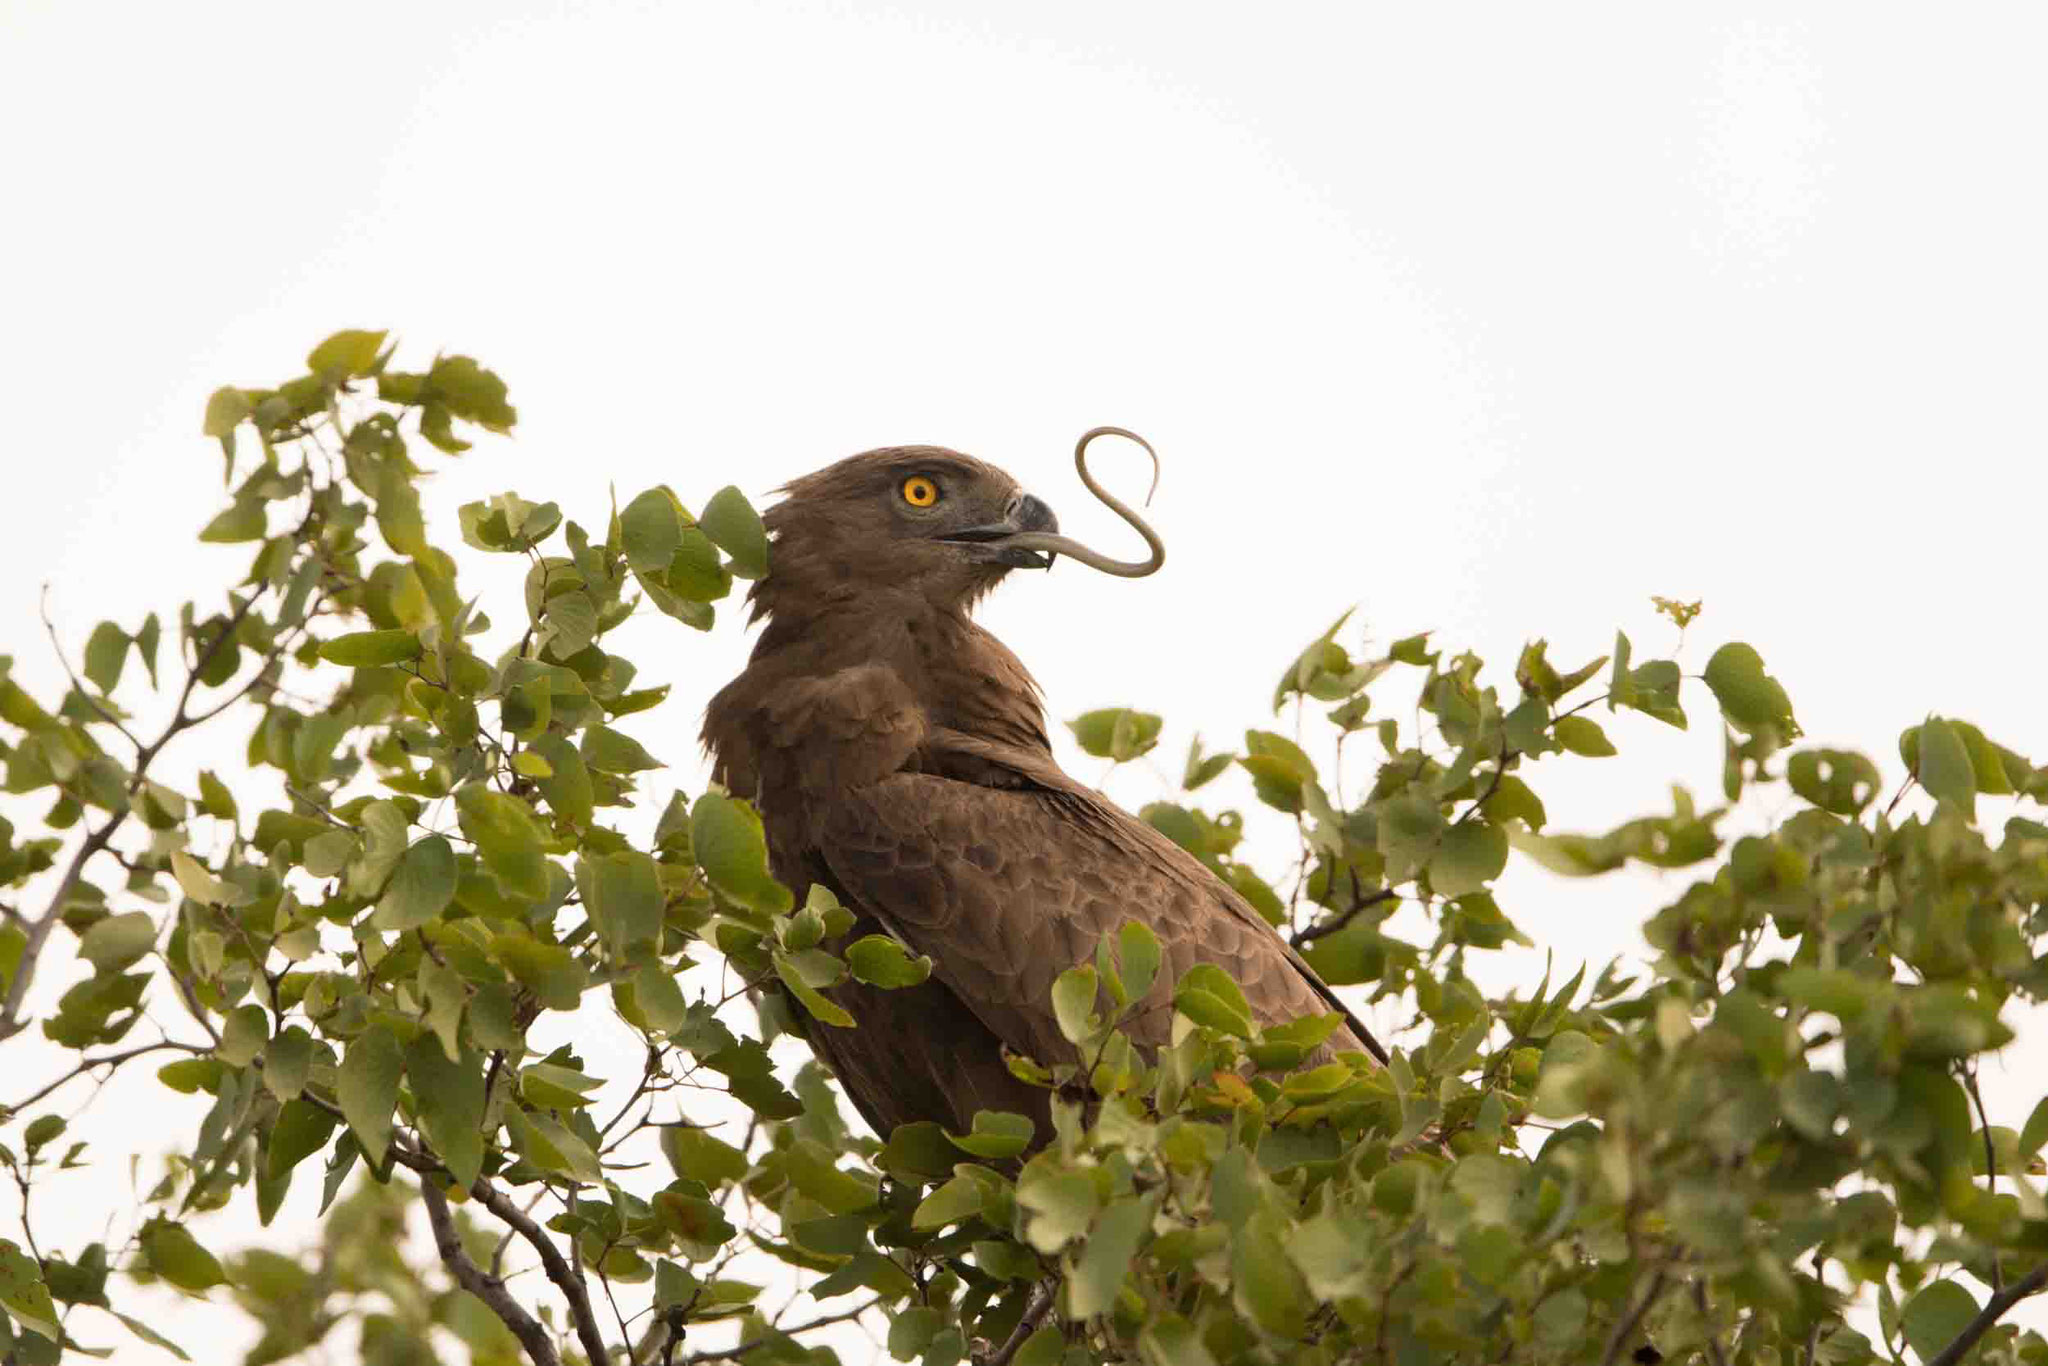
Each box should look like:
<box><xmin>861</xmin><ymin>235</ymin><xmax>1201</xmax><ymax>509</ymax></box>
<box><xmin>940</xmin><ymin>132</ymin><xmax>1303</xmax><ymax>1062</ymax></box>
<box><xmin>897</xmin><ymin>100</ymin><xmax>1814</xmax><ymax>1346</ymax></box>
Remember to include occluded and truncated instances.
<box><xmin>0</xmin><ymin>335</ymin><xmax>2044</xmax><ymax>1366</ymax></box>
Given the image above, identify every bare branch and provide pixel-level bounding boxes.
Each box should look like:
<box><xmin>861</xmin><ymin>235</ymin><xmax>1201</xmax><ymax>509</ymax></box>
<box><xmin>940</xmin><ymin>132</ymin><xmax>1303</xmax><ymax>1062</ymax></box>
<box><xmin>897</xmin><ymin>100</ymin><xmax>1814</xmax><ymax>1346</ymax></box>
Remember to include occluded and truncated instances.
<box><xmin>421</xmin><ymin>1176</ymin><xmax>562</xmax><ymax>1366</ymax></box>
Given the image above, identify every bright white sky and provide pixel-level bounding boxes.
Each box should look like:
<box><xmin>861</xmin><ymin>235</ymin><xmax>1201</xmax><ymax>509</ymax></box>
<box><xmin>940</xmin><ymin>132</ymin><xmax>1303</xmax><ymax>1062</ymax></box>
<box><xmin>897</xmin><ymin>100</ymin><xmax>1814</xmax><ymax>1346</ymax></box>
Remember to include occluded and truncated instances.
<box><xmin>5</xmin><ymin>2</ymin><xmax>2047</xmax><ymax>1360</ymax></box>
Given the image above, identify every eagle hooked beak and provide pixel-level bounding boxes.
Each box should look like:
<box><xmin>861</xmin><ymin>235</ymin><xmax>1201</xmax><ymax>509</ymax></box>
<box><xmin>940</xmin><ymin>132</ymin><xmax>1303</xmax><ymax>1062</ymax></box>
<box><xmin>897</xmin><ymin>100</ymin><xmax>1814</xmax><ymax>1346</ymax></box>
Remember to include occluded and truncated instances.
<box><xmin>942</xmin><ymin>493</ymin><xmax>1062</xmax><ymax>570</ymax></box>
<box><xmin>942</xmin><ymin>427</ymin><xmax>1168</xmax><ymax>579</ymax></box>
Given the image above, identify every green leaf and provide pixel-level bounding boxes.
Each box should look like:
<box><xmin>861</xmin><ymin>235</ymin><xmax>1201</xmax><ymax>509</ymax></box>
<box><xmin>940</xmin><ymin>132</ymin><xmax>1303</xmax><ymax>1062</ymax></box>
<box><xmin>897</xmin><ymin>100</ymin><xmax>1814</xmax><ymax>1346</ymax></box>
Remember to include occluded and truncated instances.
<box><xmin>520</xmin><ymin>1062</ymin><xmax>603</xmax><ymax>1110</ymax></box>
<box><xmin>1069</xmin><ymin>708</ymin><xmax>1164</xmax><ymax>763</ymax></box>
<box><xmin>265</xmin><ymin>1099</ymin><xmax>337</xmax><ymax>1182</ymax></box>
<box><xmin>544</xmin><ymin>589</ymin><xmax>598</xmax><ymax>656</ymax></box>
<box><xmin>317</xmin><ymin>629</ymin><xmax>420</xmax><ymax>668</ymax></box>
<box><xmin>1017</xmin><ymin>1169</ymin><xmax>1099</xmax><ymax>1252</ymax></box>
<box><xmin>630</xmin><ymin>961</ymin><xmax>691</xmax><ymax>1036</ymax></box>
<box><xmin>577</xmin><ymin>850</ymin><xmax>664</xmax><ymax>960</ymax></box>
<box><xmin>303</xmin><ymin>828</ymin><xmax>357</xmax><ymax>879</ymax></box>
<box><xmin>775</xmin><ymin>950</ymin><xmax>855</xmax><ymax>1028</ymax></box>
<box><xmin>508</xmin><ymin>1108</ymin><xmax>603</xmax><ymax>1182</ymax></box>
<box><xmin>307</xmin><ymin>329</ymin><xmax>388</xmax><ymax>376</ymax></box>
<box><xmin>490</xmin><ymin>930</ymin><xmax>588</xmax><ymax>1009</ymax></box>
<box><xmin>1787</xmin><ymin>747</ymin><xmax>1882</xmax><ymax>815</ymax></box>
<box><xmin>1900</xmin><ymin>1279</ymin><xmax>1978</xmax><ymax>1365</ymax></box>
<box><xmin>0</xmin><ymin>1239</ymin><xmax>59</xmax><ymax>1342</ymax></box>
<box><xmin>263</xmin><ymin>1026</ymin><xmax>314</xmax><ymax>1101</ymax></box>
<box><xmin>1136</xmin><ymin>1316</ymin><xmax>1215</xmax><ymax>1366</ymax></box>
<box><xmin>22</xmin><ymin>1115</ymin><xmax>63</xmax><ymax>1153</ymax></box>
<box><xmin>1071</xmin><ymin>1193</ymin><xmax>1155</xmax><ymax>1319</ymax></box>
<box><xmin>1430</xmin><ymin>821</ymin><xmax>1509</xmax><ymax>898</ymax></box>
<box><xmin>83</xmin><ymin>622</ymin><xmax>128</xmax><ymax>693</ymax></box>
<box><xmin>699</xmin><ymin>485</ymin><xmax>770</xmax><ymax>578</ymax></box>
<box><xmin>1914</xmin><ymin>718</ymin><xmax>1977</xmax><ymax>821</ymax></box>
<box><xmin>134</xmin><ymin>612</ymin><xmax>162</xmax><ymax>686</ymax></box>
<box><xmin>2019</xmin><ymin>1095</ymin><xmax>2048</xmax><ymax>1160</ymax></box>
<box><xmin>111</xmin><ymin>1310</ymin><xmax>191</xmax><ymax>1361</ymax></box>
<box><xmin>661</xmin><ymin>1126</ymin><xmax>750</xmax><ymax>1187</ymax></box>
<box><xmin>1183</xmin><ymin>736</ymin><xmax>1235</xmax><ymax>791</ymax></box>
<box><xmin>196</xmin><ymin>769</ymin><xmax>236</xmax><ymax>821</ymax></box>
<box><xmin>217</xmin><ymin>1004</ymin><xmax>269</xmax><ymax>1068</ymax></box>
<box><xmin>1174</xmin><ymin>963</ymin><xmax>1253</xmax><ymax>1039</ymax></box>
<box><xmin>372</xmin><ymin>835</ymin><xmax>457</xmax><ymax>931</ymax></box>
<box><xmin>77</xmin><ymin>911</ymin><xmax>155</xmax><ymax>974</ymax></box>
<box><xmin>406</xmin><ymin>1034</ymin><xmax>485</xmax><ymax>1189</ymax></box>
<box><xmin>1232</xmin><ymin>1214</ymin><xmax>1311</xmax><ymax>1339</ymax></box>
<box><xmin>202</xmin><ymin>387</ymin><xmax>252</xmax><ymax>440</ymax></box>
<box><xmin>199</xmin><ymin>500</ymin><xmax>267</xmax><ymax>543</ymax></box>
<box><xmin>691</xmin><ymin>792</ymin><xmax>791</xmax><ymax>914</ymax></box>
<box><xmin>456</xmin><ymin>786</ymin><xmax>551</xmax><ymax>901</ymax></box>
<box><xmin>582</xmin><ymin>724</ymin><xmax>664</xmax><ymax>775</ymax></box>
<box><xmin>619</xmin><ymin>488</ymin><xmax>684</xmax><ymax>573</ymax></box>
<box><xmin>169</xmin><ymin>849</ymin><xmax>249</xmax><ymax>907</ymax></box>
<box><xmin>844</xmin><ymin>934</ymin><xmax>933</xmax><ymax>989</ymax></box>
<box><xmin>1052</xmin><ymin>964</ymin><xmax>1100</xmax><ymax>1043</ymax></box>
<box><xmin>419</xmin><ymin>962</ymin><xmax>466</xmax><ymax>1062</ymax></box>
<box><xmin>1552</xmin><ymin>714</ymin><xmax>1616</xmax><ymax>757</ymax></box>
<box><xmin>337</xmin><ymin>1023</ymin><xmax>404</xmax><ymax>1161</ymax></box>
<box><xmin>527</xmin><ymin>733</ymin><xmax>595</xmax><ymax>825</ymax></box>
<box><xmin>427</xmin><ymin>355</ymin><xmax>517</xmax><ymax>431</ymax></box>
<box><xmin>946</xmin><ymin>1111</ymin><xmax>1036</xmax><ymax>1160</ymax></box>
<box><xmin>1702</xmin><ymin>642</ymin><xmax>1797</xmax><ymax>738</ymax></box>
<box><xmin>1117</xmin><ymin>921</ymin><xmax>1162</xmax><ymax>1003</ymax></box>
<box><xmin>139</xmin><ymin>1219</ymin><xmax>227</xmax><ymax>1291</ymax></box>
<box><xmin>912</xmin><ymin>1174</ymin><xmax>987</xmax><ymax>1230</ymax></box>
<box><xmin>888</xmin><ymin>1306</ymin><xmax>944</xmax><ymax>1361</ymax></box>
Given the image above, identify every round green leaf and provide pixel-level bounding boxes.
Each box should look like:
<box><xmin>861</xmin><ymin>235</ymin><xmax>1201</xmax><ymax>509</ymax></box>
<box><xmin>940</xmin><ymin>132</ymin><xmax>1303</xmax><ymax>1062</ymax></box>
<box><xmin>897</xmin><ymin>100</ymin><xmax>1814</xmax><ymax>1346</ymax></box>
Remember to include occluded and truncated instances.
<box><xmin>371</xmin><ymin>835</ymin><xmax>456</xmax><ymax>930</ymax></box>
<box><xmin>316</xmin><ymin>629</ymin><xmax>421</xmax><ymax>668</ymax></box>
<box><xmin>140</xmin><ymin>1219</ymin><xmax>226</xmax><ymax>1291</ymax></box>
<box><xmin>844</xmin><ymin>934</ymin><xmax>933</xmax><ymax>990</ymax></box>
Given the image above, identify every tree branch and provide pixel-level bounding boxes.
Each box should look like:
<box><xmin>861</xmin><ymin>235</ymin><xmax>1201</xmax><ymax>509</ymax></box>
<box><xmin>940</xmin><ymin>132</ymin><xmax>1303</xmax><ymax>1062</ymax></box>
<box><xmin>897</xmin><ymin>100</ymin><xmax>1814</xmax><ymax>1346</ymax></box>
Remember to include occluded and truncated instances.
<box><xmin>1961</xmin><ymin>1065</ymin><xmax>2003</xmax><ymax>1292</ymax></box>
<box><xmin>1291</xmin><ymin>885</ymin><xmax>1396</xmax><ymax>947</ymax></box>
<box><xmin>0</xmin><ymin>1039</ymin><xmax>209</xmax><ymax>1116</ymax></box>
<box><xmin>422</xmin><ymin>1149</ymin><xmax>610</xmax><ymax>1366</ymax></box>
<box><xmin>678</xmin><ymin>1298</ymin><xmax>882</xmax><ymax>1363</ymax></box>
<box><xmin>421</xmin><ymin>1177</ymin><xmax>562</xmax><ymax>1366</ymax></box>
<box><xmin>1692</xmin><ymin>1278</ymin><xmax>1729</xmax><ymax>1366</ymax></box>
<box><xmin>1599</xmin><ymin>1270</ymin><xmax>1669</xmax><ymax>1366</ymax></box>
<box><xmin>1924</xmin><ymin>1264</ymin><xmax>2048</xmax><ymax>1366</ymax></box>
<box><xmin>982</xmin><ymin>1280</ymin><xmax>1056</xmax><ymax>1366</ymax></box>
<box><xmin>0</xmin><ymin>588</ymin><xmax>266</xmax><ymax>1042</ymax></box>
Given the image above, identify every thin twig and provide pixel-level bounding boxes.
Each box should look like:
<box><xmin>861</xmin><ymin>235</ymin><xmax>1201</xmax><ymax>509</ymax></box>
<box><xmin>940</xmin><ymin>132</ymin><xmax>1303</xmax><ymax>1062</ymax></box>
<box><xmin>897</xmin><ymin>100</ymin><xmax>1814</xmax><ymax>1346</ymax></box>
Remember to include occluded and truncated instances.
<box><xmin>1291</xmin><ymin>885</ymin><xmax>1396</xmax><ymax>947</ymax></box>
<box><xmin>1961</xmin><ymin>1065</ymin><xmax>2003</xmax><ymax>1293</ymax></box>
<box><xmin>679</xmin><ymin>1298</ymin><xmax>882</xmax><ymax>1363</ymax></box>
<box><xmin>38</xmin><ymin>589</ymin><xmax>144</xmax><ymax>751</ymax></box>
<box><xmin>1</xmin><ymin>1039</ymin><xmax>209</xmax><ymax>1116</ymax></box>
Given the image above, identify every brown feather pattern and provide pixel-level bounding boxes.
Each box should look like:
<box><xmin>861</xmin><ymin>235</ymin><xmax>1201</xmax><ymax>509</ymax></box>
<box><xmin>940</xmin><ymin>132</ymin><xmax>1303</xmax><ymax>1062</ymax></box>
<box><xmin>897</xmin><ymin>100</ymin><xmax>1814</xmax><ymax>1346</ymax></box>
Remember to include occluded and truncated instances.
<box><xmin>702</xmin><ymin>445</ymin><xmax>1377</xmax><ymax>1142</ymax></box>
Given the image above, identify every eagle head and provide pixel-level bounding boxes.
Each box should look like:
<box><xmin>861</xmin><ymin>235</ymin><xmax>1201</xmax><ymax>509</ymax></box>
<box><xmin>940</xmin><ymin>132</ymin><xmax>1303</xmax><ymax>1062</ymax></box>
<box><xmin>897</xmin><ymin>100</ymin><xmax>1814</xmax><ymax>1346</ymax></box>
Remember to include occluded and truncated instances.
<box><xmin>755</xmin><ymin>446</ymin><xmax>1060</xmax><ymax>616</ymax></box>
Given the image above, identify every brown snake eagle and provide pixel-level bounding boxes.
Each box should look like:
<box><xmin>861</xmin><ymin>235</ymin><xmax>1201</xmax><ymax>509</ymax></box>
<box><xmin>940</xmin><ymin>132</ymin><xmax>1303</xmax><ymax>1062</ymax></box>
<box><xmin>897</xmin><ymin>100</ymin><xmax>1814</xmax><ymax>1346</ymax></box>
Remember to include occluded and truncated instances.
<box><xmin>702</xmin><ymin>430</ymin><xmax>1383</xmax><ymax>1143</ymax></box>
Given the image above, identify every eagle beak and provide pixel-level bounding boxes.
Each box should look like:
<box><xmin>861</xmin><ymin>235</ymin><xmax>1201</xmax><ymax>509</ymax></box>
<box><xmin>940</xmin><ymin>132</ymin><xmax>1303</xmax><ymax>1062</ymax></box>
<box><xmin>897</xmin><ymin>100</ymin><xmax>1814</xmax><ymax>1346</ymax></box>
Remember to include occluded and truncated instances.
<box><xmin>940</xmin><ymin>494</ymin><xmax>1061</xmax><ymax>570</ymax></box>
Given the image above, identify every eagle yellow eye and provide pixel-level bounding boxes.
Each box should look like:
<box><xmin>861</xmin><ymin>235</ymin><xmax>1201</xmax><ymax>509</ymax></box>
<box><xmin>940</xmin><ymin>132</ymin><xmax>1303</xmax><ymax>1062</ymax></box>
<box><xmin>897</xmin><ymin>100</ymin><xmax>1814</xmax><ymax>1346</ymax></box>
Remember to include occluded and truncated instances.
<box><xmin>900</xmin><ymin>475</ymin><xmax>939</xmax><ymax>508</ymax></box>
